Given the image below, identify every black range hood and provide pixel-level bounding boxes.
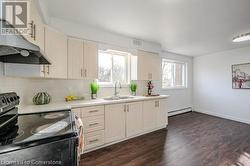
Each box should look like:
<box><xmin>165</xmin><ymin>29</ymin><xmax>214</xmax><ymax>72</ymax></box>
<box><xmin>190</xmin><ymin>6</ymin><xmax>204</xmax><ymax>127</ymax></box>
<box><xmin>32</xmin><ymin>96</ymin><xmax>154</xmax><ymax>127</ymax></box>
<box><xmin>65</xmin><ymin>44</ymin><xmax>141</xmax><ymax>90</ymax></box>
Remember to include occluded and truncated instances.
<box><xmin>0</xmin><ymin>19</ymin><xmax>50</xmax><ymax>65</ymax></box>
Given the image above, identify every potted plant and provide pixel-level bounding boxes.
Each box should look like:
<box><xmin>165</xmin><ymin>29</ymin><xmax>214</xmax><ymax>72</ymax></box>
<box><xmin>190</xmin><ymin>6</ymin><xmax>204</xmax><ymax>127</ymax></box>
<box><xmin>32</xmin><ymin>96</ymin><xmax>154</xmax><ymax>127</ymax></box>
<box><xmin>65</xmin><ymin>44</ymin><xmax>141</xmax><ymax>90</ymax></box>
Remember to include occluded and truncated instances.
<box><xmin>129</xmin><ymin>82</ymin><xmax>137</xmax><ymax>96</ymax></box>
<box><xmin>90</xmin><ymin>81</ymin><xmax>100</xmax><ymax>99</ymax></box>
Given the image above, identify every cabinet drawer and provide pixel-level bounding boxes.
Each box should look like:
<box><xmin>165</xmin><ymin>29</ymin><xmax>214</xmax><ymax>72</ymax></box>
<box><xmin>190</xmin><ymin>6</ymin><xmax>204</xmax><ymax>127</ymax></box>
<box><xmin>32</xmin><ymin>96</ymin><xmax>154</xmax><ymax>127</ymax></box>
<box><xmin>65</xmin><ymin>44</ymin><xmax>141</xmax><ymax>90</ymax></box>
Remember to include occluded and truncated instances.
<box><xmin>83</xmin><ymin>115</ymin><xmax>104</xmax><ymax>133</ymax></box>
<box><xmin>81</xmin><ymin>105</ymin><xmax>104</xmax><ymax>117</ymax></box>
<box><xmin>84</xmin><ymin>130</ymin><xmax>105</xmax><ymax>150</ymax></box>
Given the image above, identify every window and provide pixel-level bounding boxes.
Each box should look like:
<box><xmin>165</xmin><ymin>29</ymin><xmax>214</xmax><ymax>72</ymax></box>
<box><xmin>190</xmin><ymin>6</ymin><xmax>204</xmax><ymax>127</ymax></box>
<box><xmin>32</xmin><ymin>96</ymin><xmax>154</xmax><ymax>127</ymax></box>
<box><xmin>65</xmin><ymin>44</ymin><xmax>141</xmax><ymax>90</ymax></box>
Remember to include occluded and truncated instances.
<box><xmin>162</xmin><ymin>59</ymin><xmax>187</xmax><ymax>89</ymax></box>
<box><xmin>98</xmin><ymin>49</ymin><xmax>131</xmax><ymax>85</ymax></box>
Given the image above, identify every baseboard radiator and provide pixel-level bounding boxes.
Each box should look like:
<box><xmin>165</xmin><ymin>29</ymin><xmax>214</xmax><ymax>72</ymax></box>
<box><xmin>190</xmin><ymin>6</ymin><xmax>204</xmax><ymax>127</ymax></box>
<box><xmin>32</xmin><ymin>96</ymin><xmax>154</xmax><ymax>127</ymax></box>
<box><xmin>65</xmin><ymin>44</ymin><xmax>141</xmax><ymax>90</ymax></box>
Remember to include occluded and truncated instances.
<box><xmin>168</xmin><ymin>107</ymin><xmax>192</xmax><ymax>117</ymax></box>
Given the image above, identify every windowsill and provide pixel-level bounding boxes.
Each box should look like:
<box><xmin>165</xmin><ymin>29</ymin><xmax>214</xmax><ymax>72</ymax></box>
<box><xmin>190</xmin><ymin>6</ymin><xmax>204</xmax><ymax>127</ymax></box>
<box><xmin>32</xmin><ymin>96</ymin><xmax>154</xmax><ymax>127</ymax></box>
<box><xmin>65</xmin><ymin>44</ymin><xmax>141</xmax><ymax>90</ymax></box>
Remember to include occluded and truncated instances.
<box><xmin>99</xmin><ymin>83</ymin><xmax>129</xmax><ymax>88</ymax></box>
<box><xmin>161</xmin><ymin>87</ymin><xmax>188</xmax><ymax>90</ymax></box>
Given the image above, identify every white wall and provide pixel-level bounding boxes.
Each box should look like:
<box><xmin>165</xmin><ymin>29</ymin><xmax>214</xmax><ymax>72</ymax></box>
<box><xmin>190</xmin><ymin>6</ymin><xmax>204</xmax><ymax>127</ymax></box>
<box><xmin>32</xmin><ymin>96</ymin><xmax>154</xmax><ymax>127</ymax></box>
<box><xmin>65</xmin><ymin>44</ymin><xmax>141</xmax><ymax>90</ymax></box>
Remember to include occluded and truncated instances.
<box><xmin>193</xmin><ymin>46</ymin><xmax>250</xmax><ymax>124</ymax></box>
<box><xmin>49</xmin><ymin>17</ymin><xmax>162</xmax><ymax>54</ymax></box>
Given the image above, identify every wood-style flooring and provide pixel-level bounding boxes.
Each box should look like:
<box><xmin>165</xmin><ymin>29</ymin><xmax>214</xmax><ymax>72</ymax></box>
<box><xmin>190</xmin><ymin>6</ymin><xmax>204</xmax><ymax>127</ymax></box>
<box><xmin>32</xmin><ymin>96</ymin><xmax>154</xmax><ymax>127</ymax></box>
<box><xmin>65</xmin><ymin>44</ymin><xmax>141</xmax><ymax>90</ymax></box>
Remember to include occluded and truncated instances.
<box><xmin>81</xmin><ymin>112</ymin><xmax>250</xmax><ymax>166</ymax></box>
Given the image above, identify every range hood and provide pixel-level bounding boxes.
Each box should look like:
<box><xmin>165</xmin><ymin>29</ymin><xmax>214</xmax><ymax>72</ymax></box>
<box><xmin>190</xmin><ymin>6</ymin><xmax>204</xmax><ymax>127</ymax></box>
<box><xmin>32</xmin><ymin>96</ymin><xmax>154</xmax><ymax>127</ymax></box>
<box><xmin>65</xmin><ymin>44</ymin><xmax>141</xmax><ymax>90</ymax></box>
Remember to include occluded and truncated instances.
<box><xmin>0</xmin><ymin>20</ymin><xmax>50</xmax><ymax>65</ymax></box>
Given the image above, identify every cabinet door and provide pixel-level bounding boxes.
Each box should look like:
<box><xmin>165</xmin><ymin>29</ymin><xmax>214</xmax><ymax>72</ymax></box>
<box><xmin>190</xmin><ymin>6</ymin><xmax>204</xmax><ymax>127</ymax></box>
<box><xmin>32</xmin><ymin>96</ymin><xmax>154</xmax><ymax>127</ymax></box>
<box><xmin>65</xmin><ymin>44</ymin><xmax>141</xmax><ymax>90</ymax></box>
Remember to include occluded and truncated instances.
<box><xmin>44</xmin><ymin>27</ymin><xmax>68</xmax><ymax>79</ymax></box>
<box><xmin>126</xmin><ymin>102</ymin><xmax>143</xmax><ymax>137</ymax></box>
<box><xmin>143</xmin><ymin>100</ymin><xmax>157</xmax><ymax>132</ymax></box>
<box><xmin>83</xmin><ymin>41</ymin><xmax>98</xmax><ymax>79</ymax></box>
<box><xmin>156</xmin><ymin>99</ymin><xmax>168</xmax><ymax>128</ymax></box>
<box><xmin>137</xmin><ymin>50</ymin><xmax>151</xmax><ymax>80</ymax></box>
<box><xmin>27</xmin><ymin>0</ymin><xmax>45</xmax><ymax>52</ymax></box>
<box><xmin>137</xmin><ymin>50</ymin><xmax>161</xmax><ymax>80</ymax></box>
<box><xmin>67</xmin><ymin>37</ymin><xmax>84</xmax><ymax>79</ymax></box>
<box><xmin>105</xmin><ymin>104</ymin><xmax>126</xmax><ymax>143</ymax></box>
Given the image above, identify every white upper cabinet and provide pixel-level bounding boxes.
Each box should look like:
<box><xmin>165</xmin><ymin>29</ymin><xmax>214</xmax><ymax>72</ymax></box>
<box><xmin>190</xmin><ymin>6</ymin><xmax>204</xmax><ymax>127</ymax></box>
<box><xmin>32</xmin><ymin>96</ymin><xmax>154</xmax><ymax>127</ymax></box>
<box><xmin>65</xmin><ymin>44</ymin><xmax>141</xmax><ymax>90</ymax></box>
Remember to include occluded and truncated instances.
<box><xmin>26</xmin><ymin>0</ymin><xmax>45</xmax><ymax>52</ymax></box>
<box><xmin>67</xmin><ymin>37</ymin><xmax>84</xmax><ymax>79</ymax></box>
<box><xmin>137</xmin><ymin>50</ymin><xmax>161</xmax><ymax>80</ymax></box>
<box><xmin>83</xmin><ymin>41</ymin><xmax>98</xmax><ymax>79</ymax></box>
<box><xmin>67</xmin><ymin>38</ymin><xmax>98</xmax><ymax>80</ymax></box>
<box><xmin>44</xmin><ymin>27</ymin><xmax>68</xmax><ymax>79</ymax></box>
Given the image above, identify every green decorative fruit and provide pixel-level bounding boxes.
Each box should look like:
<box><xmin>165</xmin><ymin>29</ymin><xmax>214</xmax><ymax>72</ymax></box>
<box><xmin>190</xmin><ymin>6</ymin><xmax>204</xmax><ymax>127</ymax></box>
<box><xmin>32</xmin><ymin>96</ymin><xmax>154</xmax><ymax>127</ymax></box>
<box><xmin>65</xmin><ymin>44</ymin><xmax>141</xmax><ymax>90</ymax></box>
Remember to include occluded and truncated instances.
<box><xmin>33</xmin><ymin>92</ymin><xmax>51</xmax><ymax>105</ymax></box>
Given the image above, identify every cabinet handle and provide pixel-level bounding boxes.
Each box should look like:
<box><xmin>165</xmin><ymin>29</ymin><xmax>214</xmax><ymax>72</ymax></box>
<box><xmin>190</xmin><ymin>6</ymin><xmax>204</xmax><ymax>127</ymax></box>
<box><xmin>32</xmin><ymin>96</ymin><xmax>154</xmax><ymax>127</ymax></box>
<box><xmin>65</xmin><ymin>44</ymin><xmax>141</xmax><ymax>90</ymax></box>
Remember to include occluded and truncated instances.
<box><xmin>89</xmin><ymin>123</ymin><xmax>99</xmax><ymax>126</ymax></box>
<box><xmin>41</xmin><ymin>65</ymin><xmax>45</xmax><ymax>75</ymax></box>
<box><xmin>89</xmin><ymin>110</ymin><xmax>98</xmax><ymax>113</ymax></box>
<box><xmin>127</xmin><ymin>105</ymin><xmax>129</xmax><ymax>112</ymax></box>
<box><xmin>33</xmin><ymin>23</ymin><xmax>36</xmax><ymax>41</ymax></box>
<box><xmin>89</xmin><ymin>139</ymin><xmax>99</xmax><ymax>143</ymax></box>
<box><xmin>124</xmin><ymin>105</ymin><xmax>126</xmax><ymax>112</ymax></box>
<box><xmin>29</xmin><ymin>21</ymin><xmax>34</xmax><ymax>39</ymax></box>
<box><xmin>85</xmin><ymin>69</ymin><xmax>87</xmax><ymax>77</ymax></box>
<box><xmin>81</xmin><ymin>69</ymin><xmax>83</xmax><ymax>77</ymax></box>
<box><xmin>46</xmin><ymin>65</ymin><xmax>50</xmax><ymax>75</ymax></box>
<box><xmin>155</xmin><ymin>101</ymin><xmax>159</xmax><ymax>107</ymax></box>
<box><xmin>148</xmin><ymin>73</ymin><xmax>152</xmax><ymax>80</ymax></box>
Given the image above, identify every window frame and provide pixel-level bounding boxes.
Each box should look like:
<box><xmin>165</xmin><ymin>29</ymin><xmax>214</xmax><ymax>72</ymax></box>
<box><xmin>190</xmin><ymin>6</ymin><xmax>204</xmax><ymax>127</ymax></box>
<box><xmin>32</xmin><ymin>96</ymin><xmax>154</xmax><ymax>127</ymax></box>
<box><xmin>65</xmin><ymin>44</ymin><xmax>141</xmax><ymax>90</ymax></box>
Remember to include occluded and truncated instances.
<box><xmin>98</xmin><ymin>49</ymin><xmax>131</xmax><ymax>87</ymax></box>
<box><xmin>161</xmin><ymin>59</ymin><xmax>188</xmax><ymax>90</ymax></box>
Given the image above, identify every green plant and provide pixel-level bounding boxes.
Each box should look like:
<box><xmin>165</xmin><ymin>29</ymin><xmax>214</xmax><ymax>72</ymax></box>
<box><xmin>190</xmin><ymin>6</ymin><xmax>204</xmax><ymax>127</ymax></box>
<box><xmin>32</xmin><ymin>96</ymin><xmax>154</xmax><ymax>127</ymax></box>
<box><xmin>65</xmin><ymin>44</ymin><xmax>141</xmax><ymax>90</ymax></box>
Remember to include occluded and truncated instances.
<box><xmin>91</xmin><ymin>82</ymin><xmax>100</xmax><ymax>94</ymax></box>
<box><xmin>129</xmin><ymin>82</ymin><xmax>137</xmax><ymax>92</ymax></box>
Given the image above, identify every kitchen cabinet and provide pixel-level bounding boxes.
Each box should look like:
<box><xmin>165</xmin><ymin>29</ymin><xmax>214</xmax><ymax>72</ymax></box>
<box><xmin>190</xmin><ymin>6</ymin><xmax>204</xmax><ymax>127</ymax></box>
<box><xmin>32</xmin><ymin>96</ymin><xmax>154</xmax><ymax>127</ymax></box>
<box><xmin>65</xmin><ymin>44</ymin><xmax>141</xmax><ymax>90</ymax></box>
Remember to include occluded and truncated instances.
<box><xmin>105</xmin><ymin>104</ymin><xmax>126</xmax><ymax>143</ymax></box>
<box><xmin>83</xmin><ymin>41</ymin><xmax>98</xmax><ymax>79</ymax></box>
<box><xmin>126</xmin><ymin>102</ymin><xmax>143</xmax><ymax>137</ymax></box>
<box><xmin>156</xmin><ymin>99</ymin><xmax>168</xmax><ymax>128</ymax></box>
<box><xmin>67</xmin><ymin>37</ymin><xmax>84</xmax><ymax>79</ymax></box>
<box><xmin>137</xmin><ymin>50</ymin><xmax>161</xmax><ymax>80</ymax></box>
<box><xmin>26</xmin><ymin>0</ymin><xmax>45</xmax><ymax>51</ymax></box>
<box><xmin>143</xmin><ymin>99</ymin><xmax>168</xmax><ymax>132</ymax></box>
<box><xmin>67</xmin><ymin>38</ymin><xmax>98</xmax><ymax>79</ymax></box>
<box><xmin>105</xmin><ymin>102</ymin><xmax>143</xmax><ymax>143</ymax></box>
<box><xmin>44</xmin><ymin>26</ymin><xmax>68</xmax><ymax>79</ymax></box>
<box><xmin>4</xmin><ymin>0</ymin><xmax>46</xmax><ymax>78</ymax></box>
<box><xmin>143</xmin><ymin>100</ymin><xmax>157</xmax><ymax>131</ymax></box>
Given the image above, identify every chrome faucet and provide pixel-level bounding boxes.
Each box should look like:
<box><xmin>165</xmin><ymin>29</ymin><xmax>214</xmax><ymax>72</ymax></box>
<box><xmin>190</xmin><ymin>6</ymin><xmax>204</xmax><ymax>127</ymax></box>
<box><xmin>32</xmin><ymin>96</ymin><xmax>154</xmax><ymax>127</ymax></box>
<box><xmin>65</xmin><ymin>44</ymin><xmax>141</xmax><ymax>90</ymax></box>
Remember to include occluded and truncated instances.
<box><xmin>114</xmin><ymin>81</ymin><xmax>122</xmax><ymax>97</ymax></box>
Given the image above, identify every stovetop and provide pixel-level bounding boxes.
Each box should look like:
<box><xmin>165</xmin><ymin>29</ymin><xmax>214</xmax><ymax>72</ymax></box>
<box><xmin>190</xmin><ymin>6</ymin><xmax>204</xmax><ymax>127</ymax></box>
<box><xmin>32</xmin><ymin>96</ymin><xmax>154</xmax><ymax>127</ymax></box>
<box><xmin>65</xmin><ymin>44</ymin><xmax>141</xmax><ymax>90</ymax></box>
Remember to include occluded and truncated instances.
<box><xmin>0</xmin><ymin>110</ymin><xmax>77</xmax><ymax>154</ymax></box>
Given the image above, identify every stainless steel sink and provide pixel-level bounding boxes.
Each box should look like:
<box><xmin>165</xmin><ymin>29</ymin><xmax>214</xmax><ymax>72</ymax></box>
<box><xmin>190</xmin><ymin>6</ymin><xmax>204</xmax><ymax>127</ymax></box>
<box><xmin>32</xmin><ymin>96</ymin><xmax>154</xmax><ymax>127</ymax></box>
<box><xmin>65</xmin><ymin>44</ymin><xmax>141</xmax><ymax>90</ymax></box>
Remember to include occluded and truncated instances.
<box><xmin>103</xmin><ymin>96</ymin><xmax>134</xmax><ymax>101</ymax></box>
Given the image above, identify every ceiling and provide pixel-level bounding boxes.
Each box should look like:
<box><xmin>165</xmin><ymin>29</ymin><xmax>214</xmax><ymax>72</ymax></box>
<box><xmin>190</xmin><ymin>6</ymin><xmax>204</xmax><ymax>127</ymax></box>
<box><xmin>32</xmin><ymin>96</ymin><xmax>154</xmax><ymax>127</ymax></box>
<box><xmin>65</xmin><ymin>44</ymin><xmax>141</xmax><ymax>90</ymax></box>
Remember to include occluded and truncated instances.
<box><xmin>40</xmin><ymin>0</ymin><xmax>250</xmax><ymax>56</ymax></box>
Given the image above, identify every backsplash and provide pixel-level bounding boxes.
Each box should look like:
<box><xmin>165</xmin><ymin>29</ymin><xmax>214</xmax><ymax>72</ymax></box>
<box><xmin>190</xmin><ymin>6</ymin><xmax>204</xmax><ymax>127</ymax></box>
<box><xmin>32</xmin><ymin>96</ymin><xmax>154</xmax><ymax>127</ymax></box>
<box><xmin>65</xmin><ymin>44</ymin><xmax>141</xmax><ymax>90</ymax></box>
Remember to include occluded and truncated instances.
<box><xmin>0</xmin><ymin>63</ymin><xmax>160</xmax><ymax>107</ymax></box>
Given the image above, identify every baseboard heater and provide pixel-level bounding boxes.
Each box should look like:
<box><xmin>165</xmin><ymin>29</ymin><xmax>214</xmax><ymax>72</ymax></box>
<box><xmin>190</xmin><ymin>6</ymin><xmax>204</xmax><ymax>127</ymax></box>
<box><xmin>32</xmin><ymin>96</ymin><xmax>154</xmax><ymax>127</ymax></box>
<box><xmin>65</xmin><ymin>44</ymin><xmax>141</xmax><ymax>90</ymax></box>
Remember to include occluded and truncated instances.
<box><xmin>168</xmin><ymin>107</ymin><xmax>192</xmax><ymax>117</ymax></box>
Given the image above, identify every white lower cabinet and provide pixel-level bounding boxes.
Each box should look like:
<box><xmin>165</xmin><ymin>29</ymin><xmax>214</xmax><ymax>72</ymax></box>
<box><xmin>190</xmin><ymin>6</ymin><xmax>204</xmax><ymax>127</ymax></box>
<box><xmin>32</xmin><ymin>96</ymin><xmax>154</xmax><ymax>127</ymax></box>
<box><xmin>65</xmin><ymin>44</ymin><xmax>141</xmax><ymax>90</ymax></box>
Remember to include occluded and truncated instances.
<box><xmin>143</xmin><ymin>99</ymin><xmax>168</xmax><ymax>132</ymax></box>
<box><xmin>126</xmin><ymin>102</ymin><xmax>143</xmax><ymax>137</ymax></box>
<box><xmin>73</xmin><ymin>98</ymin><xmax>168</xmax><ymax>152</ymax></box>
<box><xmin>105</xmin><ymin>103</ymin><xmax>126</xmax><ymax>143</ymax></box>
<box><xmin>143</xmin><ymin>100</ymin><xmax>157</xmax><ymax>132</ymax></box>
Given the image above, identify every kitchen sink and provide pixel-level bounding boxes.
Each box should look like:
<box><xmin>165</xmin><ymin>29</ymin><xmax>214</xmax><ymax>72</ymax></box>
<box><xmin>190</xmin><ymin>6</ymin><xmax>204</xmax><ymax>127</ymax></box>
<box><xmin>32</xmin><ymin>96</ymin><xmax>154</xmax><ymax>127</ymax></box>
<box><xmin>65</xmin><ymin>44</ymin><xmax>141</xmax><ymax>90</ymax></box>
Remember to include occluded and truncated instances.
<box><xmin>103</xmin><ymin>96</ymin><xmax>134</xmax><ymax>100</ymax></box>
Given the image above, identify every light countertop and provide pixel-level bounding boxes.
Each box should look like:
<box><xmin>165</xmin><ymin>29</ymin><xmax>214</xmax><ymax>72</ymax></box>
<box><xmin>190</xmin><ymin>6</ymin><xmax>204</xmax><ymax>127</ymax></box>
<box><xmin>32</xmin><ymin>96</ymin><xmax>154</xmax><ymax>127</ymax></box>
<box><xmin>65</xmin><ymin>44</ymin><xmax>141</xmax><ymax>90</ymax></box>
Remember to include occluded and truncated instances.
<box><xmin>19</xmin><ymin>95</ymin><xmax>169</xmax><ymax>114</ymax></box>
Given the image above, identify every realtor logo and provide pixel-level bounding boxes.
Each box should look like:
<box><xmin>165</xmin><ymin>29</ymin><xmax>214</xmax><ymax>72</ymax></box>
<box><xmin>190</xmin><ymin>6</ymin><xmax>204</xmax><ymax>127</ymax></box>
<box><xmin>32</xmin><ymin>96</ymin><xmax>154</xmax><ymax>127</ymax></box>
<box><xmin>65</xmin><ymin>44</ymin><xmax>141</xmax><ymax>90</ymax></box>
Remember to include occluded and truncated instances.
<box><xmin>1</xmin><ymin>1</ymin><xmax>30</xmax><ymax>35</ymax></box>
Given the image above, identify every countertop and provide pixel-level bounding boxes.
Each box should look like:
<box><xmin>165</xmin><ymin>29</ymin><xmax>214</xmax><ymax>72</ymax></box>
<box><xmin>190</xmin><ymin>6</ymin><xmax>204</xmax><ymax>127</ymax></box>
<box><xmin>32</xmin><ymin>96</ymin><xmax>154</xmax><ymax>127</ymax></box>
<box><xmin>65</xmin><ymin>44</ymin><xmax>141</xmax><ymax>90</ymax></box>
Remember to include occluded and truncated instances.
<box><xmin>19</xmin><ymin>95</ymin><xmax>169</xmax><ymax>114</ymax></box>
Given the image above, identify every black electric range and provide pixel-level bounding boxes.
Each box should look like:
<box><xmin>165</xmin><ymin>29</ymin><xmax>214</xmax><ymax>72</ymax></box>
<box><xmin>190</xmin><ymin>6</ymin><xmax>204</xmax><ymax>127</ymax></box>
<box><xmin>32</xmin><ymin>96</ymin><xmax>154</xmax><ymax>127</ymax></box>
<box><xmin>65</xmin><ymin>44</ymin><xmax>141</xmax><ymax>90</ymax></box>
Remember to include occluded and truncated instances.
<box><xmin>0</xmin><ymin>92</ymin><xmax>83</xmax><ymax>166</ymax></box>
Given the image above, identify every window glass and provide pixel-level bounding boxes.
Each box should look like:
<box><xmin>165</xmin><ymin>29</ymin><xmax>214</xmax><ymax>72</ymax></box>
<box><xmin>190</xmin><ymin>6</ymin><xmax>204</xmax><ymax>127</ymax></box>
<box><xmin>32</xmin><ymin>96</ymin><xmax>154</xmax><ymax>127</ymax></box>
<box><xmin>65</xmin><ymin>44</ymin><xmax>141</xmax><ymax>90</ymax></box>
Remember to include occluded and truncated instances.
<box><xmin>162</xmin><ymin>59</ymin><xmax>187</xmax><ymax>88</ymax></box>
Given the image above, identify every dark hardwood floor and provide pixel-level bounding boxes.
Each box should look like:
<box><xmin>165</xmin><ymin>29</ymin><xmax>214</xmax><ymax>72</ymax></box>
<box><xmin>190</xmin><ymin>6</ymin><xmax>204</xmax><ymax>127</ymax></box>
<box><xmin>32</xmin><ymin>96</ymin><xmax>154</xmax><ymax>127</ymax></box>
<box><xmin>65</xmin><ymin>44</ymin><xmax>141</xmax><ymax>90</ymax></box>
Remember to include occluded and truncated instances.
<box><xmin>81</xmin><ymin>112</ymin><xmax>250</xmax><ymax>166</ymax></box>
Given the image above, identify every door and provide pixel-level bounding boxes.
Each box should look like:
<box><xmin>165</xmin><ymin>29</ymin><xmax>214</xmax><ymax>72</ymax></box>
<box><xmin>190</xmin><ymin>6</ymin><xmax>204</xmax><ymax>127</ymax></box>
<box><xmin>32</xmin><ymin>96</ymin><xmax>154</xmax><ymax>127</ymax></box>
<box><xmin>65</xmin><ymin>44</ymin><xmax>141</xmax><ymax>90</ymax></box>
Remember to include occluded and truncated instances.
<box><xmin>67</xmin><ymin>37</ymin><xmax>84</xmax><ymax>79</ymax></box>
<box><xmin>105</xmin><ymin>104</ymin><xmax>126</xmax><ymax>143</ymax></box>
<box><xmin>44</xmin><ymin>27</ymin><xmax>68</xmax><ymax>79</ymax></box>
<box><xmin>143</xmin><ymin>100</ymin><xmax>157</xmax><ymax>132</ymax></box>
<box><xmin>83</xmin><ymin>41</ymin><xmax>98</xmax><ymax>79</ymax></box>
<box><xmin>156</xmin><ymin>99</ymin><xmax>168</xmax><ymax>128</ymax></box>
<box><xmin>126</xmin><ymin>102</ymin><xmax>143</xmax><ymax>137</ymax></box>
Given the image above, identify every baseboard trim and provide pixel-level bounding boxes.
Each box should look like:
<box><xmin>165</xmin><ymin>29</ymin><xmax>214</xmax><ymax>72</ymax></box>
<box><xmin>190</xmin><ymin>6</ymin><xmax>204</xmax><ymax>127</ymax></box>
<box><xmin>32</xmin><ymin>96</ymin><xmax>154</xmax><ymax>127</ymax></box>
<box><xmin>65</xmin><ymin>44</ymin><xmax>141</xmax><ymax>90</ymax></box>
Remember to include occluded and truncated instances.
<box><xmin>168</xmin><ymin>107</ymin><xmax>192</xmax><ymax>117</ymax></box>
<box><xmin>194</xmin><ymin>109</ymin><xmax>250</xmax><ymax>124</ymax></box>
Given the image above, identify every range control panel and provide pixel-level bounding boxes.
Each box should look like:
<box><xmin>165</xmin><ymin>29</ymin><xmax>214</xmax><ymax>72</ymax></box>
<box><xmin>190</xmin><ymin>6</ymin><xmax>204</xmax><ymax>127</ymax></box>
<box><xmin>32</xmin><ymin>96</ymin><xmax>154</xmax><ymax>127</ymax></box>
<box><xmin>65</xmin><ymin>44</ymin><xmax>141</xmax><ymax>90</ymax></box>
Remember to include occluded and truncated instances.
<box><xmin>0</xmin><ymin>92</ymin><xmax>19</xmax><ymax>114</ymax></box>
